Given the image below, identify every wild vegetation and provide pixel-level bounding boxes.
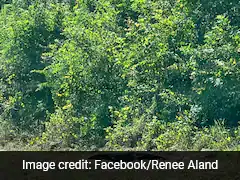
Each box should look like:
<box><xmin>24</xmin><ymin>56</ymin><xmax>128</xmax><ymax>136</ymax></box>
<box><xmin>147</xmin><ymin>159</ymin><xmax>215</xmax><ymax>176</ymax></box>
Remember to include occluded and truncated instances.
<box><xmin>0</xmin><ymin>0</ymin><xmax>240</xmax><ymax>151</ymax></box>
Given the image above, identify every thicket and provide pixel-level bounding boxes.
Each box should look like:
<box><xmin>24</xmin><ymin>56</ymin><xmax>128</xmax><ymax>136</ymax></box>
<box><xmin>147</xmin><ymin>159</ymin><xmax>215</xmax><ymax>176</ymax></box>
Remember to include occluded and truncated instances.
<box><xmin>0</xmin><ymin>0</ymin><xmax>239</xmax><ymax>151</ymax></box>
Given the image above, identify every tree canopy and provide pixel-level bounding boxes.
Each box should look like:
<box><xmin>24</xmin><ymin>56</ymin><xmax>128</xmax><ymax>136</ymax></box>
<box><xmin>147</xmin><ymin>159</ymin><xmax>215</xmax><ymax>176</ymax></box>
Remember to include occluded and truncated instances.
<box><xmin>0</xmin><ymin>0</ymin><xmax>240</xmax><ymax>150</ymax></box>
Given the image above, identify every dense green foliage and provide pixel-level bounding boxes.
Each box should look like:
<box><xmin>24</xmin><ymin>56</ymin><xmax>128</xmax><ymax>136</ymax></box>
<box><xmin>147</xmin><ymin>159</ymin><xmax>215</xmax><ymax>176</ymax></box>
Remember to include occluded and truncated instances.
<box><xmin>0</xmin><ymin>0</ymin><xmax>239</xmax><ymax>150</ymax></box>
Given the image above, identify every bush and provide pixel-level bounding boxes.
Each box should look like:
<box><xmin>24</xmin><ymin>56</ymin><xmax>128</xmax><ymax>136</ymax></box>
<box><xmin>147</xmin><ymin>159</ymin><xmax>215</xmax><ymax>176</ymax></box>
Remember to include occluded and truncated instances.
<box><xmin>0</xmin><ymin>0</ymin><xmax>240</xmax><ymax>151</ymax></box>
